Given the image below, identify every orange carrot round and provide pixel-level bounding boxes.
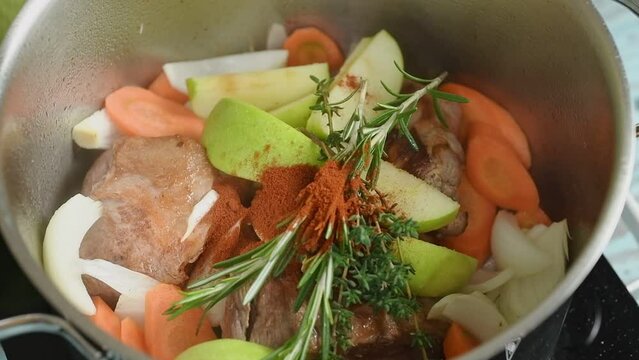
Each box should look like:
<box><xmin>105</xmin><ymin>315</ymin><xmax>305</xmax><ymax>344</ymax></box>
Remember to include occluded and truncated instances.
<box><xmin>516</xmin><ymin>207</ymin><xmax>552</xmax><ymax>229</ymax></box>
<box><xmin>105</xmin><ymin>86</ymin><xmax>204</xmax><ymax>139</ymax></box>
<box><xmin>148</xmin><ymin>72</ymin><xmax>189</xmax><ymax>104</ymax></box>
<box><xmin>90</xmin><ymin>296</ymin><xmax>121</xmax><ymax>340</ymax></box>
<box><xmin>284</xmin><ymin>27</ymin><xmax>344</xmax><ymax>73</ymax></box>
<box><xmin>121</xmin><ymin>317</ymin><xmax>147</xmax><ymax>354</ymax></box>
<box><xmin>443</xmin><ymin>322</ymin><xmax>480</xmax><ymax>359</ymax></box>
<box><xmin>466</xmin><ymin>135</ymin><xmax>539</xmax><ymax>212</ymax></box>
<box><xmin>442</xmin><ymin>176</ymin><xmax>496</xmax><ymax>264</ymax></box>
<box><xmin>465</xmin><ymin>121</ymin><xmax>508</xmax><ymax>147</ymax></box>
<box><xmin>145</xmin><ymin>284</ymin><xmax>215</xmax><ymax>360</ymax></box>
<box><xmin>441</xmin><ymin>83</ymin><xmax>531</xmax><ymax>169</ymax></box>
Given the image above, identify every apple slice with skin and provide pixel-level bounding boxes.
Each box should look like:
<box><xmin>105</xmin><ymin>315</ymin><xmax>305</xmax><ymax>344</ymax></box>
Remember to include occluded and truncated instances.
<box><xmin>269</xmin><ymin>93</ymin><xmax>318</xmax><ymax>128</ymax></box>
<box><xmin>306</xmin><ymin>30</ymin><xmax>404</xmax><ymax>138</ymax></box>
<box><xmin>188</xmin><ymin>62</ymin><xmax>329</xmax><ymax>118</ymax></box>
<box><xmin>376</xmin><ymin>161</ymin><xmax>460</xmax><ymax>233</ymax></box>
<box><xmin>396</xmin><ymin>238</ymin><xmax>477</xmax><ymax>297</ymax></box>
<box><xmin>204</xmin><ymin>99</ymin><xmax>457</xmax><ymax>231</ymax></box>
<box><xmin>202</xmin><ymin>98</ymin><xmax>323</xmax><ymax>182</ymax></box>
<box><xmin>176</xmin><ymin>339</ymin><xmax>272</xmax><ymax>360</ymax></box>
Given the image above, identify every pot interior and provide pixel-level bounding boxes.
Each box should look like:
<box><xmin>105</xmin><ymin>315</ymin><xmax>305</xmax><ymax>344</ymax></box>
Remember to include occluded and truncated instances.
<box><xmin>0</xmin><ymin>0</ymin><xmax>632</xmax><ymax>359</ymax></box>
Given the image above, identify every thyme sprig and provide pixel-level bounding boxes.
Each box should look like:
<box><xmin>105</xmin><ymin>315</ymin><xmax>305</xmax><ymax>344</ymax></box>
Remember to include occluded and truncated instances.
<box><xmin>167</xmin><ymin>65</ymin><xmax>467</xmax><ymax>360</ymax></box>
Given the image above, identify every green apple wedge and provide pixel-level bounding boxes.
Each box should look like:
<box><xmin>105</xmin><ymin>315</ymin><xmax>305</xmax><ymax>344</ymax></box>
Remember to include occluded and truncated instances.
<box><xmin>188</xmin><ymin>62</ymin><xmax>329</xmax><ymax>118</ymax></box>
<box><xmin>176</xmin><ymin>339</ymin><xmax>271</xmax><ymax>360</ymax></box>
<box><xmin>269</xmin><ymin>93</ymin><xmax>318</xmax><ymax>128</ymax></box>
<box><xmin>396</xmin><ymin>238</ymin><xmax>477</xmax><ymax>297</ymax></box>
<box><xmin>202</xmin><ymin>98</ymin><xmax>323</xmax><ymax>182</ymax></box>
<box><xmin>306</xmin><ymin>30</ymin><xmax>404</xmax><ymax>138</ymax></box>
<box><xmin>203</xmin><ymin>98</ymin><xmax>457</xmax><ymax>232</ymax></box>
<box><xmin>376</xmin><ymin>161</ymin><xmax>459</xmax><ymax>233</ymax></box>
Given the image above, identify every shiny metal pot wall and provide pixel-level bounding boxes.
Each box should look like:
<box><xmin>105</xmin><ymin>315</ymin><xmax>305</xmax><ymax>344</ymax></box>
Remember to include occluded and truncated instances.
<box><xmin>0</xmin><ymin>0</ymin><xmax>634</xmax><ymax>359</ymax></box>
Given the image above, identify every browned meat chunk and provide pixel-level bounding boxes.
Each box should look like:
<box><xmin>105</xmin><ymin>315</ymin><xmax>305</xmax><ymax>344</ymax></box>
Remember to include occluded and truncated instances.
<box><xmin>346</xmin><ymin>300</ymin><xmax>447</xmax><ymax>359</ymax></box>
<box><xmin>248</xmin><ymin>273</ymin><xmax>307</xmax><ymax>348</ymax></box>
<box><xmin>80</xmin><ymin>136</ymin><xmax>216</xmax><ymax>302</ymax></box>
<box><xmin>222</xmin><ymin>285</ymin><xmax>252</xmax><ymax>341</ymax></box>
<box><xmin>220</xmin><ymin>273</ymin><xmax>446</xmax><ymax>359</ymax></box>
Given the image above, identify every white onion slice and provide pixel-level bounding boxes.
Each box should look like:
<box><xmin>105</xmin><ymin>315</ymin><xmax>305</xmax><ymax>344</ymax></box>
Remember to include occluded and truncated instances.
<box><xmin>526</xmin><ymin>224</ymin><xmax>548</xmax><ymax>240</ymax></box>
<box><xmin>163</xmin><ymin>50</ymin><xmax>288</xmax><ymax>93</ymax></box>
<box><xmin>491</xmin><ymin>211</ymin><xmax>550</xmax><ymax>277</ymax></box>
<box><xmin>72</xmin><ymin>109</ymin><xmax>119</xmax><ymax>150</ymax></box>
<box><xmin>43</xmin><ymin>195</ymin><xmax>103</xmax><ymax>315</ymax></box>
<box><xmin>497</xmin><ymin>220</ymin><xmax>569</xmax><ymax>322</ymax></box>
<box><xmin>481</xmin><ymin>257</ymin><xmax>498</xmax><ymax>272</ymax></box>
<box><xmin>180</xmin><ymin>189</ymin><xmax>219</xmax><ymax>242</ymax></box>
<box><xmin>462</xmin><ymin>268</ymin><xmax>514</xmax><ymax>294</ymax></box>
<box><xmin>115</xmin><ymin>294</ymin><xmax>146</xmax><ymax>328</ymax></box>
<box><xmin>429</xmin><ymin>292</ymin><xmax>508</xmax><ymax>342</ymax></box>
<box><xmin>266</xmin><ymin>23</ymin><xmax>287</xmax><ymax>50</ymax></box>
<box><xmin>81</xmin><ymin>258</ymin><xmax>159</xmax><ymax>298</ymax></box>
<box><xmin>427</xmin><ymin>293</ymin><xmax>464</xmax><ymax>321</ymax></box>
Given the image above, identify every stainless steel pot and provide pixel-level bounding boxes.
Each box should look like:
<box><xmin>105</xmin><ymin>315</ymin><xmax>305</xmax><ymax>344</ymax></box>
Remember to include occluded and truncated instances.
<box><xmin>0</xmin><ymin>1</ymin><xmax>635</xmax><ymax>359</ymax></box>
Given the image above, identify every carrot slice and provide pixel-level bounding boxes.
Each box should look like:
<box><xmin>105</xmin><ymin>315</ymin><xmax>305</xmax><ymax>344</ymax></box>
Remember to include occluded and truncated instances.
<box><xmin>441</xmin><ymin>83</ymin><xmax>531</xmax><ymax>169</ymax></box>
<box><xmin>148</xmin><ymin>72</ymin><xmax>189</xmax><ymax>104</ymax></box>
<box><xmin>90</xmin><ymin>296</ymin><xmax>121</xmax><ymax>339</ymax></box>
<box><xmin>465</xmin><ymin>121</ymin><xmax>508</xmax><ymax>146</ymax></box>
<box><xmin>121</xmin><ymin>317</ymin><xmax>147</xmax><ymax>354</ymax></box>
<box><xmin>441</xmin><ymin>176</ymin><xmax>496</xmax><ymax>264</ymax></box>
<box><xmin>516</xmin><ymin>207</ymin><xmax>552</xmax><ymax>229</ymax></box>
<box><xmin>105</xmin><ymin>86</ymin><xmax>204</xmax><ymax>139</ymax></box>
<box><xmin>284</xmin><ymin>27</ymin><xmax>344</xmax><ymax>73</ymax></box>
<box><xmin>145</xmin><ymin>283</ymin><xmax>215</xmax><ymax>360</ymax></box>
<box><xmin>466</xmin><ymin>135</ymin><xmax>539</xmax><ymax>212</ymax></box>
<box><xmin>443</xmin><ymin>322</ymin><xmax>480</xmax><ymax>359</ymax></box>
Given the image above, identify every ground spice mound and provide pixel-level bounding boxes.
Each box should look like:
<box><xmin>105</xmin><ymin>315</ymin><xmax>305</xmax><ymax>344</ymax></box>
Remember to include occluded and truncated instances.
<box><xmin>249</xmin><ymin>165</ymin><xmax>317</xmax><ymax>241</ymax></box>
<box><xmin>298</xmin><ymin>160</ymin><xmax>351</xmax><ymax>253</ymax></box>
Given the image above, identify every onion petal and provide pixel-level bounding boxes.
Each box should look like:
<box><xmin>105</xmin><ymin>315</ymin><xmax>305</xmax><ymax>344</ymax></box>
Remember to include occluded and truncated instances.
<box><xmin>72</xmin><ymin>109</ymin><xmax>119</xmax><ymax>150</ymax></box>
<box><xmin>115</xmin><ymin>294</ymin><xmax>146</xmax><ymax>327</ymax></box>
<box><xmin>491</xmin><ymin>211</ymin><xmax>550</xmax><ymax>277</ymax></box>
<box><xmin>81</xmin><ymin>258</ymin><xmax>159</xmax><ymax>298</ymax></box>
<box><xmin>526</xmin><ymin>224</ymin><xmax>548</xmax><ymax>240</ymax></box>
<box><xmin>428</xmin><ymin>292</ymin><xmax>508</xmax><ymax>342</ymax></box>
<box><xmin>462</xmin><ymin>268</ymin><xmax>514</xmax><ymax>294</ymax></box>
<box><xmin>266</xmin><ymin>23</ymin><xmax>287</xmax><ymax>50</ymax></box>
<box><xmin>181</xmin><ymin>189</ymin><xmax>219</xmax><ymax>242</ymax></box>
<box><xmin>427</xmin><ymin>293</ymin><xmax>464</xmax><ymax>321</ymax></box>
<box><xmin>43</xmin><ymin>194</ymin><xmax>102</xmax><ymax>315</ymax></box>
<box><xmin>163</xmin><ymin>50</ymin><xmax>288</xmax><ymax>93</ymax></box>
<box><xmin>497</xmin><ymin>220</ymin><xmax>568</xmax><ymax>322</ymax></box>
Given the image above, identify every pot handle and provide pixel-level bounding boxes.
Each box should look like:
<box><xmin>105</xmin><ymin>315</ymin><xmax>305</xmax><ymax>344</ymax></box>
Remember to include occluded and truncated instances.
<box><xmin>0</xmin><ymin>314</ymin><xmax>118</xmax><ymax>360</ymax></box>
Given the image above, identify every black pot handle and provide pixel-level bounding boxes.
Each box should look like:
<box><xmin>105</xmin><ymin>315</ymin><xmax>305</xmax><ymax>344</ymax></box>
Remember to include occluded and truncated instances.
<box><xmin>0</xmin><ymin>314</ymin><xmax>118</xmax><ymax>359</ymax></box>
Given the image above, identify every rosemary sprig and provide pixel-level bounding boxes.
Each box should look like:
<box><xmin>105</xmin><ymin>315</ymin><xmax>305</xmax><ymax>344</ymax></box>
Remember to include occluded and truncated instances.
<box><xmin>166</xmin><ymin>215</ymin><xmax>306</xmax><ymax>317</ymax></box>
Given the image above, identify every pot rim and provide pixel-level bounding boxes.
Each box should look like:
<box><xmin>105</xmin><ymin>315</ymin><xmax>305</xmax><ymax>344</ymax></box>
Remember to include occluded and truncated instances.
<box><xmin>0</xmin><ymin>1</ymin><xmax>634</xmax><ymax>359</ymax></box>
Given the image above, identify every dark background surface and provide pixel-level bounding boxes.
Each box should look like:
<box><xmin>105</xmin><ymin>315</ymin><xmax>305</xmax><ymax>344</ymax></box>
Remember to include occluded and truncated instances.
<box><xmin>2</xmin><ymin>239</ymin><xmax>639</xmax><ymax>360</ymax></box>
